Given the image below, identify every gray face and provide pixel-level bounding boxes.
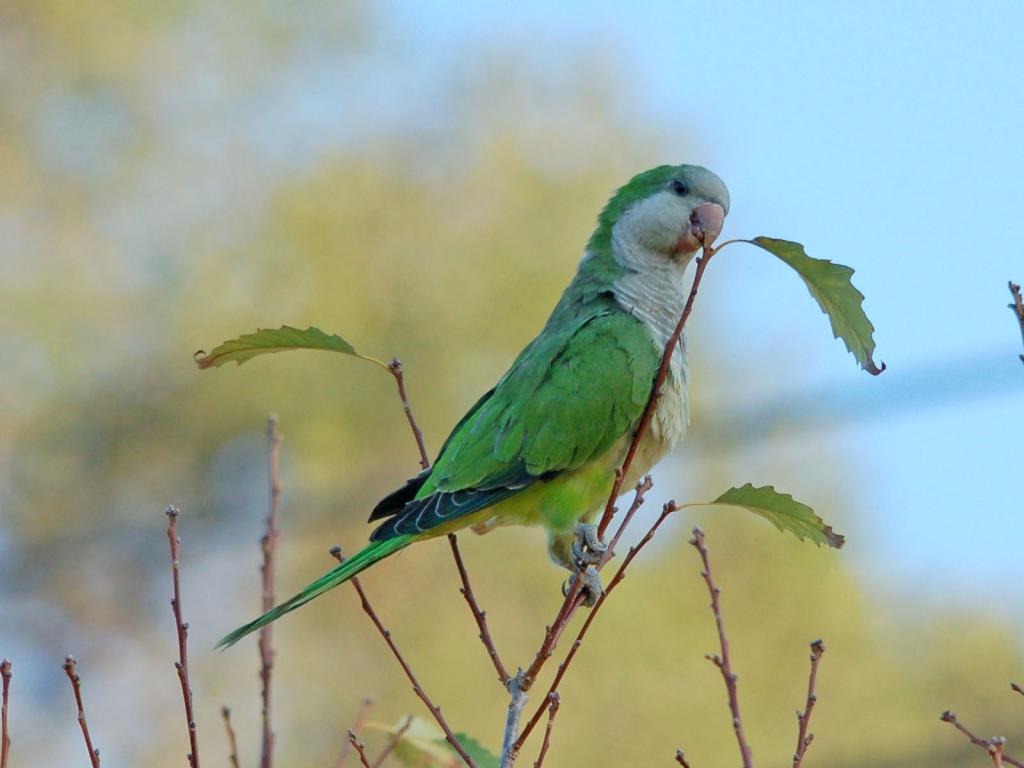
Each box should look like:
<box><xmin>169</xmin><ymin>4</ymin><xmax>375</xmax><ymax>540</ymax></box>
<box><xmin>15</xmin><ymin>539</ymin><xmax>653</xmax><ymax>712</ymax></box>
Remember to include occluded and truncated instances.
<box><xmin>616</xmin><ymin>166</ymin><xmax>730</xmax><ymax>258</ymax></box>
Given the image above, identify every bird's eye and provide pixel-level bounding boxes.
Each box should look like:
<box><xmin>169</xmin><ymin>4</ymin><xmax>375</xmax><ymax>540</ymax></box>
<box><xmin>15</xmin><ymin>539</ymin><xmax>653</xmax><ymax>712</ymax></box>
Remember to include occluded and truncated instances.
<box><xmin>669</xmin><ymin>179</ymin><xmax>688</xmax><ymax>196</ymax></box>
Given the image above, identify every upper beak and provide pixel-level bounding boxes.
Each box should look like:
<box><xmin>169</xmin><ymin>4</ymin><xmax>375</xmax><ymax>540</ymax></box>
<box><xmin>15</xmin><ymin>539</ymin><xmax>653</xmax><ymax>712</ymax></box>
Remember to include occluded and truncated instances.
<box><xmin>690</xmin><ymin>202</ymin><xmax>725</xmax><ymax>246</ymax></box>
<box><xmin>676</xmin><ymin>202</ymin><xmax>726</xmax><ymax>254</ymax></box>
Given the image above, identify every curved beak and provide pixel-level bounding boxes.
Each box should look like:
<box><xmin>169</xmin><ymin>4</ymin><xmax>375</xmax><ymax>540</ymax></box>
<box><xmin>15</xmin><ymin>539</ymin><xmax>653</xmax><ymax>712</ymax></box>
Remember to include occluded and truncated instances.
<box><xmin>675</xmin><ymin>202</ymin><xmax>726</xmax><ymax>254</ymax></box>
<box><xmin>690</xmin><ymin>202</ymin><xmax>725</xmax><ymax>246</ymax></box>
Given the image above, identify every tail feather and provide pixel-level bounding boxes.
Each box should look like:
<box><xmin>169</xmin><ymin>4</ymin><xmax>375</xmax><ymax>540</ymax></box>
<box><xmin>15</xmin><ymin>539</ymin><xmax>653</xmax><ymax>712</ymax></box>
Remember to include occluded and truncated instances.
<box><xmin>217</xmin><ymin>534</ymin><xmax>414</xmax><ymax>649</ymax></box>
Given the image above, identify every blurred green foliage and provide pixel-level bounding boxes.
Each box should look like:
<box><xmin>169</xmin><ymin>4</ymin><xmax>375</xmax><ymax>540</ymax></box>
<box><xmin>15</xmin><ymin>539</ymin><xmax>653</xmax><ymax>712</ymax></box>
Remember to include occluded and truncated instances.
<box><xmin>0</xmin><ymin>2</ymin><xmax>1019</xmax><ymax>767</ymax></box>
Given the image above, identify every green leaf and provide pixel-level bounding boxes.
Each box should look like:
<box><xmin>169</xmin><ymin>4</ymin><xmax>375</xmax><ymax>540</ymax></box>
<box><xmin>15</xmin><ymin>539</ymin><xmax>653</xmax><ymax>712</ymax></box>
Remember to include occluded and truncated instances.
<box><xmin>746</xmin><ymin>237</ymin><xmax>885</xmax><ymax>375</ymax></box>
<box><xmin>697</xmin><ymin>484</ymin><xmax>845</xmax><ymax>549</ymax></box>
<box><xmin>365</xmin><ymin>718</ymin><xmax>499</xmax><ymax>768</ymax></box>
<box><xmin>441</xmin><ymin>733</ymin><xmax>500</xmax><ymax>768</ymax></box>
<box><xmin>193</xmin><ymin>325</ymin><xmax>385</xmax><ymax>370</ymax></box>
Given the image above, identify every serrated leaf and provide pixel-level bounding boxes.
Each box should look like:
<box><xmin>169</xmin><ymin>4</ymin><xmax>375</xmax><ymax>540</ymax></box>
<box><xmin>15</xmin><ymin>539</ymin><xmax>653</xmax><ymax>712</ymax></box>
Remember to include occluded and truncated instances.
<box><xmin>193</xmin><ymin>325</ymin><xmax>385</xmax><ymax>370</ymax></box>
<box><xmin>746</xmin><ymin>237</ymin><xmax>884</xmax><ymax>375</ymax></box>
<box><xmin>695</xmin><ymin>484</ymin><xmax>845</xmax><ymax>549</ymax></box>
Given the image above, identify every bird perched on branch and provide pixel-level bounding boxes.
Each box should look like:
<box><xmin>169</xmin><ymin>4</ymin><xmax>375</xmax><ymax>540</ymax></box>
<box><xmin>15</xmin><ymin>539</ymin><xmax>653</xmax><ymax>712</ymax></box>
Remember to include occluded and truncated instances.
<box><xmin>219</xmin><ymin>164</ymin><xmax>729</xmax><ymax>648</ymax></box>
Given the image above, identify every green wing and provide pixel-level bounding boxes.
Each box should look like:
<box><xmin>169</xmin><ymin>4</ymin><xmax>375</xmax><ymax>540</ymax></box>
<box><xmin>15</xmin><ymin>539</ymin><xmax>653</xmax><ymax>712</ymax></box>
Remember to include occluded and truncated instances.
<box><xmin>370</xmin><ymin>307</ymin><xmax>659</xmax><ymax>541</ymax></box>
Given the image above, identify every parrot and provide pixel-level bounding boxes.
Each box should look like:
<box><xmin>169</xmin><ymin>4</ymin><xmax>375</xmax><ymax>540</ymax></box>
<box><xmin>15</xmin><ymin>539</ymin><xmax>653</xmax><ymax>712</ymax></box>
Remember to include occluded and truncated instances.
<box><xmin>218</xmin><ymin>163</ymin><xmax>729</xmax><ymax>648</ymax></box>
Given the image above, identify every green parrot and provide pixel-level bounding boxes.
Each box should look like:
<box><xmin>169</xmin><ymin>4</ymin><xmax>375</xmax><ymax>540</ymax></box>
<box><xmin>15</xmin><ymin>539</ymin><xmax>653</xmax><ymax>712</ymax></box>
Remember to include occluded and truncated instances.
<box><xmin>218</xmin><ymin>164</ymin><xmax>728</xmax><ymax>648</ymax></box>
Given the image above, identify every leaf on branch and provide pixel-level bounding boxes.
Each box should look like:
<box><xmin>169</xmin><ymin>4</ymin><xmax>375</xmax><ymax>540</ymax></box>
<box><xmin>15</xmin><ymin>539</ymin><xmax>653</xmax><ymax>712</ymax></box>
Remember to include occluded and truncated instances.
<box><xmin>747</xmin><ymin>237</ymin><xmax>885</xmax><ymax>375</ymax></box>
<box><xmin>697</xmin><ymin>484</ymin><xmax>845</xmax><ymax>549</ymax></box>
<box><xmin>365</xmin><ymin>718</ymin><xmax>499</xmax><ymax>768</ymax></box>
<box><xmin>193</xmin><ymin>325</ymin><xmax>385</xmax><ymax>370</ymax></box>
<box><xmin>442</xmin><ymin>733</ymin><xmax>500</xmax><ymax>768</ymax></box>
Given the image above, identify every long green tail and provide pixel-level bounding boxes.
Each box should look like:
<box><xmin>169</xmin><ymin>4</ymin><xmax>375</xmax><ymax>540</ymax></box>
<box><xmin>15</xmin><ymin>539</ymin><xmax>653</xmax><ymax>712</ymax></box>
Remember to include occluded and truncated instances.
<box><xmin>217</xmin><ymin>534</ymin><xmax>415</xmax><ymax>649</ymax></box>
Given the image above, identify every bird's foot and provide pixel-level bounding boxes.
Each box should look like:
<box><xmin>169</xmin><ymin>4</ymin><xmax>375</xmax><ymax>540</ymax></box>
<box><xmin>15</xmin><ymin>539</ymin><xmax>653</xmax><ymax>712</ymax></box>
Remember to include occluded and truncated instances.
<box><xmin>561</xmin><ymin>565</ymin><xmax>603</xmax><ymax>607</ymax></box>
<box><xmin>571</xmin><ymin>522</ymin><xmax>608</xmax><ymax>567</ymax></box>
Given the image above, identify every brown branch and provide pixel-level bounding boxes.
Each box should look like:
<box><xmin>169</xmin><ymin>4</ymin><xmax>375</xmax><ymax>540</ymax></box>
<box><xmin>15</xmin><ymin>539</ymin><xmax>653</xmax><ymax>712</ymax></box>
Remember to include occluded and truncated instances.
<box><xmin>1009</xmin><ymin>282</ymin><xmax>1024</xmax><ymax>365</ymax></box>
<box><xmin>519</xmin><ymin>477</ymin><xmax>654</xmax><ymax>694</ymax></box>
<box><xmin>675</xmin><ymin>750</ymin><xmax>691</xmax><ymax>767</ymax></box>
<box><xmin>166</xmin><ymin>506</ymin><xmax>202</xmax><ymax>768</ymax></box>
<box><xmin>941</xmin><ymin>711</ymin><xmax>1022</xmax><ymax>768</ymax></box>
<box><xmin>448</xmin><ymin>534</ymin><xmax>510</xmax><ymax>686</ymax></box>
<box><xmin>792</xmin><ymin>640</ymin><xmax>825</xmax><ymax>768</ymax></box>
<box><xmin>370</xmin><ymin>715</ymin><xmax>413</xmax><ymax>768</ymax></box>
<box><xmin>513</xmin><ymin>501</ymin><xmax>678</xmax><ymax>753</ymax></box>
<box><xmin>62</xmin><ymin>656</ymin><xmax>101</xmax><ymax>768</ymax></box>
<box><xmin>514</xmin><ymin>240</ymin><xmax>718</xmax><ymax>712</ymax></box>
<box><xmin>388</xmin><ymin>359</ymin><xmax>430</xmax><ymax>469</ymax></box>
<box><xmin>691</xmin><ymin>527</ymin><xmax>753</xmax><ymax>768</ymax></box>
<box><xmin>221</xmin><ymin>707</ymin><xmax>240</xmax><ymax>768</ymax></box>
<box><xmin>333</xmin><ymin>698</ymin><xmax>375</xmax><ymax>768</ymax></box>
<box><xmin>259</xmin><ymin>416</ymin><xmax>282</xmax><ymax>768</ymax></box>
<box><xmin>1</xmin><ymin>659</ymin><xmax>10</xmax><ymax>768</ymax></box>
<box><xmin>329</xmin><ymin>548</ymin><xmax>476</xmax><ymax>768</ymax></box>
<box><xmin>346</xmin><ymin>731</ymin><xmax>373</xmax><ymax>768</ymax></box>
<box><xmin>531</xmin><ymin>693</ymin><xmax>560</xmax><ymax>768</ymax></box>
<box><xmin>1012</xmin><ymin>682</ymin><xmax>1024</xmax><ymax>698</ymax></box>
<box><xmin>596</xmin><ymin>243</ymin><xmax>718</xmax><ymax>541</ymax></box>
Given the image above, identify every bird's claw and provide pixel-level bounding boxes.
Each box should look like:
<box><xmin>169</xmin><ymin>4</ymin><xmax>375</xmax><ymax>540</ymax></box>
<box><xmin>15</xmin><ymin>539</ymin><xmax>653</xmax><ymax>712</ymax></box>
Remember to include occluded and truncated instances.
<box><xmin>561</xmin><ymin>565</ymin><xmax>603</xmax><ymax>607</ymax></box>
<box><xmin>571</xmin><ymin>522</ymin><xmax>607</xmax><ymax>567</ymax></box>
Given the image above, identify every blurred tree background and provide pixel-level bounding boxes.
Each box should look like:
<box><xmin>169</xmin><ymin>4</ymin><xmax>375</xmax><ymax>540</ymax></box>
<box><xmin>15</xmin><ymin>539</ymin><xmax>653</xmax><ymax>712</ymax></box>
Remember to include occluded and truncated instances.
<box><xmin>0</xmin><ymin>2</ymin><xmax>1020</xmax><ymax>766</ymax></box>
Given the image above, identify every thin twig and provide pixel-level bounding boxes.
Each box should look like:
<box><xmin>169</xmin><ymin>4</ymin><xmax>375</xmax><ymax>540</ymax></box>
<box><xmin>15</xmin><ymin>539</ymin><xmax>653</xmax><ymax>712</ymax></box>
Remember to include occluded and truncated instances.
<box><xmin>166</xmin><ymin>506</ymin><xmax>201</xmax><ymax>768</ymax></box>
<box><xmin>346</xmin><ymin>731</ymin><xmax>373</xmax><ymax>768</ymax></box>
<box><xmin>596</xmin><ymin>243</ymin><xmax>718</xmax><ymax>541</ymax></box>
<box><xmin>62</xmin><ymin>656</ymin><xmax>101</xmax><ymax>768</ymax></box>
<box><xmin>221</xmin><ymin>707</ymin><xmax>240</xmax><ymax>768</ymax></box>
<box><xmin>1009</xmin><ymin>282</ymin><xmax>1024</xmax><ymax>365</ymax></box>
<box><xmin>942</xmin><ymin>711</ymin><xmax>1022</xmax><ymax>767</ymax></box>
<box><xmin>517</xmin><ymin>241</ymin><xmax>718</xmax><ymax>704</ymax></box>
<box><xmin>370</xmin><ymin>715</ymin><xmax>413</xmax><ymax>768</ymax></box>
<box><xmin>1</xmin><ymin>659</ymin><xmax>10</xmax><ymax>768</ymax></box>
<box><xmin>691</xmin><ymin>527</ymin><xmax>754</xmax><ymax>768</ymax></box>
<box><xmin>330</xmin><ymin>548</ymin><xmax>476</xmax><ymax>768</ymax></box>
<box><xmin>448</xmin><ymin>534</ymin><xmax>510</xmax><ymax>686</ymax></box>
<box><xmin>1012</xmin><ymin>682</ymin><xmax>1024</xmax><ymax>698</ymax></box>
<box><xmin>531</xmin><ymin>693</ymin><xmax>560</xmax><ymax>768</ymax></box>
<box><xmin>260</xmin><ymin>416</ymin><xmax>282</xmax><ymax>768</ymax></box>
<box><xmin>333</xmin><ymin>698</ymin><xmax>375</xmax><ymax>768</ymax></box>
<box><xmin>388</xmin><ymin>359</ymin><xmax>430</xmax><ymax>470</ymax></box>
<box><xmin>675</xmin><ymin>750</ymin><xmax>691</xmax><ymax>767</ymax></box>
<box><xmin>518</xmin><ymin>477</ymin><xmax>653</xmax><ymax>694</ymax></box>
<box><xmin>792</xmin><ymin>640</ymin><xmax>825</xmax><ymax>768</ymax></box>
<box><xmin>513</xmin><ymin>502</ymin><xmax>678</xmax><ymax>752</ymax></box>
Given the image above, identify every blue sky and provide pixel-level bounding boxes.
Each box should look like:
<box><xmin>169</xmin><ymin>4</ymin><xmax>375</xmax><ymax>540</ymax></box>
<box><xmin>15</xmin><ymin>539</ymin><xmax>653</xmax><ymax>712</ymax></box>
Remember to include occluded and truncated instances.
<box><xmin>371</xmin><ymin>1</ymin><xmax>1024</xmax><ymax>599</ymax></box>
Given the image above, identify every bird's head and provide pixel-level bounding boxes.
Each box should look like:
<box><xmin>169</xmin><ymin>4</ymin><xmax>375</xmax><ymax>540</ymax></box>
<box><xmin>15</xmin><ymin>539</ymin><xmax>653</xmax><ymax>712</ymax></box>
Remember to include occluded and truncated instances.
<box><xmin>591</xmin><ymin>164</ymin><xmax>730</xmax><ymax>262</ymax></box>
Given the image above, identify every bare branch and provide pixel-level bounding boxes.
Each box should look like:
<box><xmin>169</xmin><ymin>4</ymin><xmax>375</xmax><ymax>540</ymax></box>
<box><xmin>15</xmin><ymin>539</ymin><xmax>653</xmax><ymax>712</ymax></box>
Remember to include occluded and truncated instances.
<box><xmin>166</xmin><ymin>506</ymin><xmax>202</xmax><ymax>768</ymax></box>
<box><xmin>388</xmin><ymin>358</ymin><xmax>431</xmax><ymax>469</ymax></box>
<box><xmin>62</xmin><ymin>656</ymin><xmax>101</xmax><ymax>768</ymax></box>
<box><xmin>531</xmin><ymin>694</ymin><xmax>560</xmax><ymax>768</ymax></box>
<box><xmin>221</xmin><ymin>707</ymin><xmax>240</xmax><ymax>768</ymax></box>
<box><xmin>1013</xmin><ymin>682</ymin><xmax>1024</xmax><ymax>698</ymax></box>
<box><xmin>690</xmin><ymin>527</ymin><xmax>753</xmax><ymax>768</ymax></box>
<box><xmin>513</xmin><ymin>501</ymin><xmax>678</xmax><ymax>752</ymax></box>
<box><xmin>675</xmin><ymin>750</ymin><xmax>691</xmax><ymax>767</ymax></box>
<box><xmin>1</xmin><ymin>659</ymin><xmax>10</xmax><ymax>768</ymax></box>
<box><xmin>596</xmin><ymin>243</ymin><xmax>718</xmax><ymax>541</ymax></box>
<box><xmin>346</xmin><ymin>731</ymin><xmax>373</xmax><ymax>768</ymax></box>
<box><xmin>941</xmin><ymin>711</ymin><xmax>1023</xmax><ymax>768</ymax></box>
<box><xmin>330</xmin><ymin>548</ymin><xmax>476</xmax><ymax>768</ymax></box>
<box><xmin>1009</xmin><ymin>281</ymin><xmax>1024</xmax><ymax>365</ymax></box>
<box><xmin>792</xmin><ymin>640</ymin><xmax>825</xmax><ymax>768</ymax></box>
<box><xmin>448</xmin><ymin>534</ymin><xmax>510</xmax><ymax>686</ymax></box>
<box><xmin>370</xmin><ymin>715</ymin><xmax>413</xmax><ymax>768</ymax></box>
<box><xmin>333</xmin><ymin>698</ymin><xmax>375</xmax><ymax>768</ymax></box>
<box><xmin>260</xmin><ymin>416</ymin><xmax>283</xmax><ymax>768</ymax></box>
